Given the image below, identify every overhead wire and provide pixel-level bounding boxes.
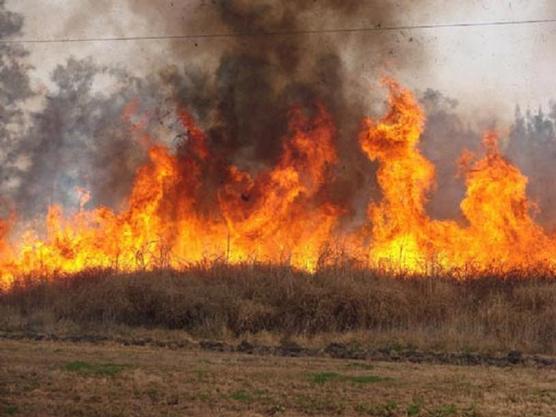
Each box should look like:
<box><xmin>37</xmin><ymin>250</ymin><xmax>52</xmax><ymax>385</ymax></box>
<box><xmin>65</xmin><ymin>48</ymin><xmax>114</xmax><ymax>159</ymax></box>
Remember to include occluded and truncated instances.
<box><xmin>1</xmin><ymin>17</ymin><xmax>556</xmax><ymax>44</ymax></box>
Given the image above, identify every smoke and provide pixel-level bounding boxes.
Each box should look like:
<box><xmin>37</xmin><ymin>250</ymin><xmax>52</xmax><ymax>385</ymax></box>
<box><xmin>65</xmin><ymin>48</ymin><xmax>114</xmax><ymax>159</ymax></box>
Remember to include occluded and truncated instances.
<box><xmin>119</xmin><ymin>0</ymin><xmax>425</xmax><ymax>218</ymax></box>
<box><xmin>0</xmin><ymin>0</ymin><xmax>33</xmax><ymax>198</ymax></box>
<box><xmin>506</xmin><ymin>105</ymin><xmax>556</xmax><ymax>227</ymax></box>
<box><xmin>12</xmin><ymin>59</ymin><xmax>145</xmax><ymax>216</ymax></box>
<box><xmin>140</xmin><ymin>1</ymin><xmax>371</xmax><ymax>162</ymax></box>
<box><xmin>4</xmin><ymin>1</ymin><xmax>433</xmax><ymax>225</ymax></box>
<box><xmin>7</xmin><ymin>0</ymin><xmax>556</xmax><ymax>234</ymax></box>
<box><xmin>419</xmin><ymin>89</ymin><xmax>481</xmax><ymax>222</ymax></box>
<box><xmin>419</xmin><ymin>91</ymin><xmax>556</xmax><ymax>229</ymax></box>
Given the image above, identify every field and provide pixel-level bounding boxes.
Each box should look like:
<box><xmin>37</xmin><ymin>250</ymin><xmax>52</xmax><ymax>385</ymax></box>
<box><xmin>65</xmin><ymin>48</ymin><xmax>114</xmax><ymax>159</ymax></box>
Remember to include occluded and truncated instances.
<box><xmin>2</xmin><ymin>265</ymin><xmax>556</xmax><ymax>416</ymax></box>
<box><xmin>2</xmin><ymin>266</ymin><xmax>556</xmax><ymax>354</ymax></box>
<box><xmin>2</xmin><ymin>338</ymin><xmax>556</xmax><ymax>417</ymax></box>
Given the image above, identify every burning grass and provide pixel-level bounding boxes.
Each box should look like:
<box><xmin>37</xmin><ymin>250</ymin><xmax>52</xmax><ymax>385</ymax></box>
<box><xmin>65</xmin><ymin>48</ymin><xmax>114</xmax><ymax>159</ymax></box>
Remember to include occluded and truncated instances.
<box><xmin>2</xmin><ymin>264</ymin><xmax>556</xmax><ymax>355</ymax></box>
<box><xmin>3</xmin><ymin>79</ymin><xmax>556</xmax><ymax>282</ymax></box>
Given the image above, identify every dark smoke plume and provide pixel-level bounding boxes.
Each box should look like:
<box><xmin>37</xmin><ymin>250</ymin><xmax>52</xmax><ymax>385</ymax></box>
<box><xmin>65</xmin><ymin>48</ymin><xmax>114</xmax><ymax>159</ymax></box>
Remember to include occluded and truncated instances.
<box><xmin>124</xmin><ymin>1</ymin><xmax>421</xmax><ymax>207</ymax></box>
<box><xmin>7</xmin><ymin>0</ymin><xmax>556</xmax><ymax>232</ymax></box>
<box><xmin>5</xmin><ymin>1</ymin><xmax>430</xmax><ymax>225</ymax></box>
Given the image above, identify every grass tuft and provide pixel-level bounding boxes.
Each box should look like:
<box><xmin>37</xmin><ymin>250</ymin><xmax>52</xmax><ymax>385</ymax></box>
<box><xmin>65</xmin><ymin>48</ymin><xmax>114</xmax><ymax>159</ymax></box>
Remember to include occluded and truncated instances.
<box><xmin>229</xmin><ymin>390</ymin><xmax>253</xmax><ymax>403</ymax></box>
<box><xmin>3</xmin><ymin>405</ymin><xmax>18</xmax><ymax>416</ymax></box>
<box><xmin>309</xmin><ymin>371</ymin><xmax>389</xmax><ymax>385</ymax></box>
<box><xmin>349</xmin><ymin>375</ymin><xmax>389</xmax><ymax>384</ymax></box>
<box><xmin>309</xmin><ymin>372</ymin><xmax>342</xmax><ymax>384</ymax></box>
<box><xmin>355</xmin><ymin>400</ymin><xmax>398</xmax><ymax>416</ymax></box>
<box><xmin>63</xmin><ymin>361</ymin><xmax>127</xmax><ymax>377</ymax></box>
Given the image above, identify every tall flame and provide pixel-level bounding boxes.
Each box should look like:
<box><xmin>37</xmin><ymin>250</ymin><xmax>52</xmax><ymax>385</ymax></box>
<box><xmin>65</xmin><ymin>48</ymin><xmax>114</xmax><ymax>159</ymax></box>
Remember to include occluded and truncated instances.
<box><xmin>360</xmin><ymin>78</ymin><xmax>556</xmax><ymax>273</ymax></box>
<box><xmin>1</xmin><ymin>78</ymin><xmax>556</xmax><ymax>285</ymax></box>
<box><xmin>358</xmin><ymin>78</ymin><xmax>457</xmax><ymax>271</ymax></box>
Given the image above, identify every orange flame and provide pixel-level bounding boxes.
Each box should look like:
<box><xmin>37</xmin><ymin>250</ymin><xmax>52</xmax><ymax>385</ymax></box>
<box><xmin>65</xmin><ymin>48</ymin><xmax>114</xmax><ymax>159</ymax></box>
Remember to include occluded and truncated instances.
<box><xmin>359</xmin><ymin>78</ymin><xmax>556</xmax><ymax>273</ymax></box>
<box><xmin>1</xmin><ymin>78</ymin><xmax>556</xmax><ymax>285</ymax></box>
<box><xmin>0</xmin><ymin>102</ymin><xmax>339</xmax><ymax>284</ymax></box>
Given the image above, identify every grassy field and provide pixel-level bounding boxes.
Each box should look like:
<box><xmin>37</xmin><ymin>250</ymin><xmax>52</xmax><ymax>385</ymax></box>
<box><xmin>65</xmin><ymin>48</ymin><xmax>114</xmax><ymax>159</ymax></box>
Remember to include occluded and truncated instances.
<box><xmin>2</xmin><ymin>338</ymin><xmax>556</xmax><ymax>417</ymax></box>
<box><xmin>2</xmin><ymin>266</ymin><xmax>556</xmax><ymax>415</ymax></box>
<box><xmin>1</xmin><ymin>265</ymin><xmax>556</xmax><ymax>354</ymax></box>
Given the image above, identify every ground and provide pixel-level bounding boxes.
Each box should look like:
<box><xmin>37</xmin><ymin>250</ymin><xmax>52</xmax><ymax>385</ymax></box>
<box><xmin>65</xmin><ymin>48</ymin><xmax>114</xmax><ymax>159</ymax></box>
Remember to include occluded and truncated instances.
<box><xmin>1</xmin><ymin>339</ymin><xmax>556</xmax><ymax>417</ymax></box>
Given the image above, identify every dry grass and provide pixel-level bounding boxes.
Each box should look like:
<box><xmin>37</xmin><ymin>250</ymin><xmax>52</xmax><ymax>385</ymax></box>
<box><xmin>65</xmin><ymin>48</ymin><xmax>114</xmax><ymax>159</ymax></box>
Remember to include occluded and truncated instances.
<box><xmin>1</xmin><ymin>265</ymin><xmax>556</xmax><ymax>354</ymax></box>
<box><xmin>2</xmin><ymin>338</ymin><xmax>556</xmax><ymax>417</ymax></box>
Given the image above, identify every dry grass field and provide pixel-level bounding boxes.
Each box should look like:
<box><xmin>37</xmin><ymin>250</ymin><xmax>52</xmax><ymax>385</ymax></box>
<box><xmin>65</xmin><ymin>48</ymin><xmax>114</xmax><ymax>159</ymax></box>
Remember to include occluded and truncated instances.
<box><xmin>2</xmin><ymin>266</ymin><xmax>556</xmax><ymax>354</ymax></box>
<box><xmin>2</xmin><ymin>338</ymin><xmax>556</xmax><ymax>417</ymax></box>
<box><xmin>2</xmin><ymin>266</ymin><xmax>556</xmax><ymax>416</ymax></box>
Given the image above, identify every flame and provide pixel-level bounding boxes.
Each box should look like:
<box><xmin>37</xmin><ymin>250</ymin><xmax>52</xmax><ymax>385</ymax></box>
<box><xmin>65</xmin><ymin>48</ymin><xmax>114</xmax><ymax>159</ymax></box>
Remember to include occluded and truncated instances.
<box><xmin>358</xmin><ymin>78</ymin><xmax>456</xmax><ymax>271</ymax></box>
<box><xmin>2</xmin><ymin>78</ymin><xmax>556</xmax><ymax>285</ymax></box>
<box><xmin>218</xmin><ymin>104</ymin><xmax>340</xmax><ymax>270</ymax></box>
<box><xmin>359</xmin><ymin>78</ymin><xmax>556</xmax><ymax>273</ymax></box>
<box><xmin>456</xmin><ymin>131</ymin><xmax>555</xmax><ymax>269</ymax></box>
<box><xmin>0</xmin><ymin>103</ymin><xmax>339</xmax><ymax>285</ymax></box>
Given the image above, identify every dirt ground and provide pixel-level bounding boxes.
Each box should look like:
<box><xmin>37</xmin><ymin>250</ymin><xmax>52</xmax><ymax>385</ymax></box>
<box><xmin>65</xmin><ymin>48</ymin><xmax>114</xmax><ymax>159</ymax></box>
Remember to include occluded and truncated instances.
<box><xmin>1</xmin><ymin>339</ymin><xmax>556</xmax><ymax>417</ymax></box>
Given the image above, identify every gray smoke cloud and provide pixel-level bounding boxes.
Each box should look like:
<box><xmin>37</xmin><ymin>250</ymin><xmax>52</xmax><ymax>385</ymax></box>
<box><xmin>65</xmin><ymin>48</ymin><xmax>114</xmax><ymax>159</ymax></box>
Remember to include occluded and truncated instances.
<box><xmin>0</xmin><ymin>0</ymin><xmax>33</xmax><ymax>201</ymax></box>
<box><xmin>13</xmin><ymin>59</ymin><xmax>146</xmax><ymax>216</ymax></box>
<box><xmin>506</xmin><ymin>104</ymin><xmax>556</xmax><ymax>226</ymax></box>
<box><xmin>419</xmin><ymin>90</ymin><xmax>481</xmax><ymax>222</ymax></box>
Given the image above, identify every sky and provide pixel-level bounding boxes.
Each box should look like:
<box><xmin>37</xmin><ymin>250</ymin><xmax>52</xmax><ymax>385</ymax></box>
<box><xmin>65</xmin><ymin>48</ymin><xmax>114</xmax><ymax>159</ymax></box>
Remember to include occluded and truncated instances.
<box><xmin>5</xmin><ymin>0</ymin><xmax>556</xmax><ymax>124</ymax></box>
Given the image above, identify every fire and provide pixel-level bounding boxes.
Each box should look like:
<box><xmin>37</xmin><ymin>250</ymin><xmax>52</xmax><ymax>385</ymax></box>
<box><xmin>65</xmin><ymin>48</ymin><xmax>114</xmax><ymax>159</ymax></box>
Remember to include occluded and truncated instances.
<box><xmin>1</xmin><ymin>77</ymin><xmax>556</xmax><ymax>285</ymax></box>
<box><xmin>456</xmin><ymin>131</ymin><xmax>555</xmax><ymax>269</ymax></box>
<box><xmin>360</xmin><ymin>78</ymin><xmax>556</xmax><ymax>273</ymax></box>
<box><xmin>358</xmin><ymin>78</ymin><xmax>458</xmax><ymax>271</ymax></box>
<box><xmin>218</xmin><ymin>104</ymin><xmax>340</xmax><ymax>270</ymax></box>
<box><xmin>0</xmin><ymin>102</ymin><xmax>339</xmax><ymax>284</ymax></box>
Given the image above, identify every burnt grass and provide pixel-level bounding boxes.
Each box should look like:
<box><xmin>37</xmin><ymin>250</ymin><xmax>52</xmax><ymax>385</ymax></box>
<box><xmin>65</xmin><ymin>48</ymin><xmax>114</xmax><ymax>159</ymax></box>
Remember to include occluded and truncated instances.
<box><xmin>1</xmin><ymin>264</ymin><xmax>556</xmax><ymax>357</ymax></box>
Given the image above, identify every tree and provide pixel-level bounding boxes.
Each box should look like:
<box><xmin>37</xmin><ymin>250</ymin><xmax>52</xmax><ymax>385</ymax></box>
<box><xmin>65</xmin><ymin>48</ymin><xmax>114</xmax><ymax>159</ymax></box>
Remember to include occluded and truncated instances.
<box><xmin>507</xmin><ymin>104</ymin><xmax>556</xmax><ymax>225</ymax></box>
<box><xmin>0</xmin><ymin>0</ymin><xmax>33</xmax><ymax>198</ymax></box>
<box><xmin>14</xmin><ymin>58</ymin><xmax>149</xmax><ymax>216</ymax></box>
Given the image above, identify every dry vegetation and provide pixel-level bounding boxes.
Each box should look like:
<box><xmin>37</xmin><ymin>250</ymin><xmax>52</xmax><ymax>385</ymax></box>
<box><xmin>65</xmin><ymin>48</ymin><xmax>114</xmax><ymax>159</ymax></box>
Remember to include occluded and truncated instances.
<box><xmin>1</xmin><ymin>265</ymin><xmax>556</xmax><ymax>354</ymax></box>
<box><xmin>2</xmin><ymin>338</ymin><xmax>556</xmax><ymax>417</ymax></box>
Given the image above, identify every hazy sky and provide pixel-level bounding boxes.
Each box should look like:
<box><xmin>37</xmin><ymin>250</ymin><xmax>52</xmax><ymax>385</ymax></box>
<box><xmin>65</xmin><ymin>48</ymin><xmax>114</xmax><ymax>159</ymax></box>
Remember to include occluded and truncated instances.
<box><xmin>6</xmin><ymin>0</ymin><xmax>556</xmax><ymax>123</ymax></box>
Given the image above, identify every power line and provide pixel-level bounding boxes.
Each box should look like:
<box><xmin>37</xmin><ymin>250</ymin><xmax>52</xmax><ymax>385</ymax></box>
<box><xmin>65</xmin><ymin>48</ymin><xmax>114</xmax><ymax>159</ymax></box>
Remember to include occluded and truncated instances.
<box><xmin>1</xmin><ymin>17</ymin><xmax>556</xmax><ymax>45</ymax></box>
